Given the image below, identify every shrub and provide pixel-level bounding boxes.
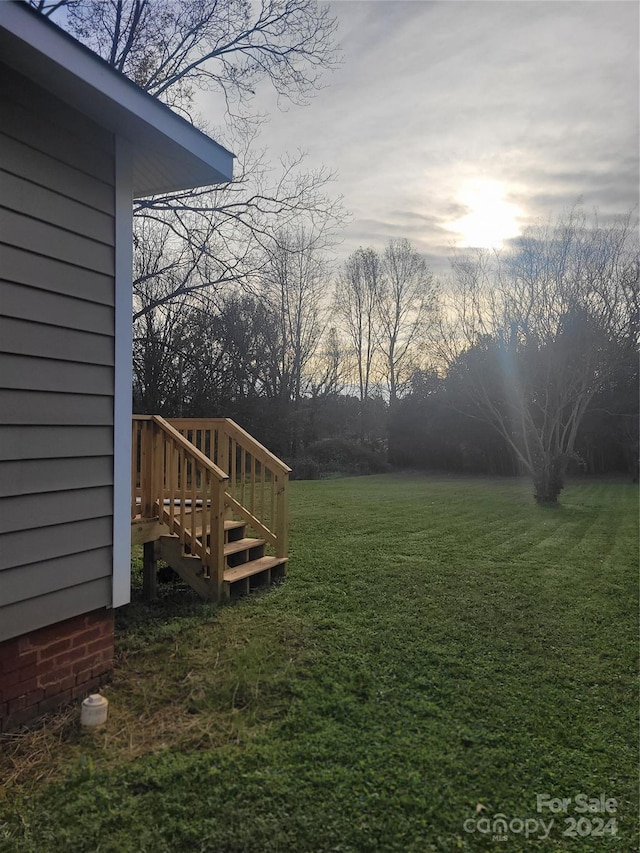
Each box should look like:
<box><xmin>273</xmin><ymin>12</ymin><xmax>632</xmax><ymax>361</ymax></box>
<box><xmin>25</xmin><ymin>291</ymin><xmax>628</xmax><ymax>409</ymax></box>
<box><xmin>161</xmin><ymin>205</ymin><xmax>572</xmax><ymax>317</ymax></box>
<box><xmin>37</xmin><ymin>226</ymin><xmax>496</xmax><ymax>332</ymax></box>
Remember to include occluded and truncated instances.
<box><xmin>307</xmin><ymin>437</ymin><xmax>390</xmax><ymax>476</ymax></box>
<box><xmin>287</xmin><ymin>456</ymin><xmax>321</xmax><ymax>480</ymax></box>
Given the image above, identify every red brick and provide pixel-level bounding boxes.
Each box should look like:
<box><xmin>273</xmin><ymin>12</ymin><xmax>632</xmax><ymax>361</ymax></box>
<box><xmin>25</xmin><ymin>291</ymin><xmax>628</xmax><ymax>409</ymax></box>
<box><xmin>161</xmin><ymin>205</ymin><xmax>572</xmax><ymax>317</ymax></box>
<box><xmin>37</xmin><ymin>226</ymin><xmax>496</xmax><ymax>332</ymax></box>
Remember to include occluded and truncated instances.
<box><xmin>35</xmin><ymin>612</ymin><xmax>95</xmax><ymax>646</ymax></box>
<box><xmin>26</xmin><ymin>687</ymin><xmax>44</xmax><ymax>705</ymax></box>
<box><xmin>38</xmin><ymin>666</ymin><xmax>73</xmax><ymax>689</ymax></box>
<box><xmin>51</xmin><ymin>645</ymin><xmax>92</xmax><ymax>669</ymax></box>
<box><xmin>92</xmin><ymin>662</ymin><xmax>112</xmax><ymax>679</ymax></box>
<box><xmin>86</xmin><ymin>637</ymin><xmax>114</xmax><ymax>657</ymax></box>
<box><xmin>99</xmin><ymin>620</ymin><xmax>115</xmax><ymax>638</ymax></box>
<box><xmin>0</xmin><ymin>641</ymin><xmax>20</xmax><ymax>665</ymax></box>
<box><xmin>86</xmin><ymin>651</ymin><xmax>113</xmax><ymax>672</ymax></box>
<box><xmin>0</xmin><ymin>663</ymin><xmax>40</xmax><ymax>699</ymax></box>
<box><xmin>38</xmin><ymin>638</ymin><xmax>72</xmax><ymax>661</ymax></box>
<box><xmin>0</xmin><ymin>666</ymin><xmax>26</xmax><ymax>694</ymax></box>
<box><xmin>44</xmin><ymin>675</ymin><xmax>76</xmax><ymax>698</ymax></box>
<box><xmin>7</xmin><ymin>687</ymin><xmax>44</xmax><ymax>709</ymax></box>
<box><xmin>3</xmin><ymin>677</ymin><xmax>40</xmax><ymax>703</ymax></box>
<box><xmin>84</xmin><ymin>657</ymin><xmax>111</xmax><ymax>678</ymax></box>
<box><xmin>38</xmin><ymin>690</ymin><xmax>73</xmax><ymax>716</ymax></box>
<box><xmin>7</xmin><ymin>694</ymin><xmax>28</xmax><ymax>714</ymax></box>
<box><xmin>75</xmin><ymin>667</ymin><xmax>94</xmax><ymax>685</ymax></box>
<box><xmin>72</xmin><ymin>677</ymin><xmax>102</xmax><ymax>700</ymax></box>
<box><xmin>1</xmin><ymin>650</ymin><xmax>37</xmax><ymax>674</ymax></box>
<box><xmin>70</xmin><ymin>627</ymin><xmax>102</xmax><ymax>648</ymax></box>
<box><xmin>85</xmin><ymin>610</ymin><xmax>113</xmax><ymax>628</ymax></box>
<box><xmin>17</xmin><ymin>636</ymin><xmax>35</xmax><ymax>653</ymax></box>
<box><xmin>27</xmin><ymin>623</ymin><xmax>71</xmax><ymax>648</ymax></box>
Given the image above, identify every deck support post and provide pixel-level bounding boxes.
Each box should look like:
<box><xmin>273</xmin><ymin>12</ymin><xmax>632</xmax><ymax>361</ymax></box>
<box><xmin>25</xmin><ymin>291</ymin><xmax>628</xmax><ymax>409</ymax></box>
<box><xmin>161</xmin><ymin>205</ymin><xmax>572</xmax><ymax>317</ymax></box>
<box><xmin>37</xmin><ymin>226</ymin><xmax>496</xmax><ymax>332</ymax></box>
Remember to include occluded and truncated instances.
<box><xmin>142</xmin><ymin>540</ymin><xmax>157</xmax><ymax>600</ymax></box>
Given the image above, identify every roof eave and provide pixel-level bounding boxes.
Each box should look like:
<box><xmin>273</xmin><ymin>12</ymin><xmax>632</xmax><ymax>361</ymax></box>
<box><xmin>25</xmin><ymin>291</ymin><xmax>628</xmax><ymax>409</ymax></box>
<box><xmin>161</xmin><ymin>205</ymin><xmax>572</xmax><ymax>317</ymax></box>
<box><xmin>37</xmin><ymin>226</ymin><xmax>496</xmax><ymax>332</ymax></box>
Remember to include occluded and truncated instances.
<box><xmin>0</xmin><ymin>1</ymin><xmax>234</xmax><ymax>197</ymax></box>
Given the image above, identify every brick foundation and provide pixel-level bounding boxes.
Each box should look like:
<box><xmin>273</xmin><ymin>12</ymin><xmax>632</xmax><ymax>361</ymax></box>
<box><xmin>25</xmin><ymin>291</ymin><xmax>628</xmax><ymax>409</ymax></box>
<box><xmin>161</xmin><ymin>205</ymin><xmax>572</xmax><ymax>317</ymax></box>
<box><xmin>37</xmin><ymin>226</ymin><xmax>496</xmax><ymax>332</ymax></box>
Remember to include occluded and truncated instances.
<box><xmin>0</xmin><ymin>609</ymin><xmax>114</xmax><ymax>732</ymax></box>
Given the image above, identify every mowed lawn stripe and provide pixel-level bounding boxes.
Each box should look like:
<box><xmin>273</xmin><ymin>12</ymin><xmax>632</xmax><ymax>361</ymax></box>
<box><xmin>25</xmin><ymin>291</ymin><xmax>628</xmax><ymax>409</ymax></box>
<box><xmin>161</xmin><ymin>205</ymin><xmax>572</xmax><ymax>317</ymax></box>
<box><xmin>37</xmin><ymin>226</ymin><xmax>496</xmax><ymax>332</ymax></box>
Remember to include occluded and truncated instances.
<box><xmin>1</xmin><ymin>475</ymin><xmax>636</xmax><ymax>853</ymax></box>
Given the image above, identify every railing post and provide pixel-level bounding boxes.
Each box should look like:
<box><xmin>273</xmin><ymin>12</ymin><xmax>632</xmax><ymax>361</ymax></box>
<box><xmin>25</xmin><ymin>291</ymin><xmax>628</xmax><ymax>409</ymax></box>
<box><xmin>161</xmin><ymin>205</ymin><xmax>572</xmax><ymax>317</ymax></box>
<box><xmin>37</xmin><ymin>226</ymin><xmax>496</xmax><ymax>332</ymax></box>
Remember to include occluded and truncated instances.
<box><xmin>217</xmin><ymin>422</ymin><xmax>233</xmax><ymax>521</ymax></box>
<box><xmin>208</xmin><ymin>473</ymin><xmax>227</xmax><ymax>600</ymax></box>
<box><xmin>275</xmin><ymin>471</ymin><xmax>289</xmax><ymax>559</ymax></box>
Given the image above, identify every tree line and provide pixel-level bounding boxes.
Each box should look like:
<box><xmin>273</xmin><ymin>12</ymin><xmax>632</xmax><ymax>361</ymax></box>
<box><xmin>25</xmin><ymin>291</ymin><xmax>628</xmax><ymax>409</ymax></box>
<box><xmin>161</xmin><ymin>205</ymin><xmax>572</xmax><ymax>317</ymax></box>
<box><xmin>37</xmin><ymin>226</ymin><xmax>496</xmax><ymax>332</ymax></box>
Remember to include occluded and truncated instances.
<box><xmin>132</xmin><ymin>210</ymin><xmax>639</xmax><ymax>504</ymax></box>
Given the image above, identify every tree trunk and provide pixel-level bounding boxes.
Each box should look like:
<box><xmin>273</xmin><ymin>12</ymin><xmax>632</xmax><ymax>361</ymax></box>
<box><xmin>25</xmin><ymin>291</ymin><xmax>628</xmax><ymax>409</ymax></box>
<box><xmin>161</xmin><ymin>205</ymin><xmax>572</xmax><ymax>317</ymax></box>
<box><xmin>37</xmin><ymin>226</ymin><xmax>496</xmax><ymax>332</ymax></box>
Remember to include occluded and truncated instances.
<box><xmin>533</xmin><ymin>454</ymin><xmax>565</xmax><ymax>505</ymax></box>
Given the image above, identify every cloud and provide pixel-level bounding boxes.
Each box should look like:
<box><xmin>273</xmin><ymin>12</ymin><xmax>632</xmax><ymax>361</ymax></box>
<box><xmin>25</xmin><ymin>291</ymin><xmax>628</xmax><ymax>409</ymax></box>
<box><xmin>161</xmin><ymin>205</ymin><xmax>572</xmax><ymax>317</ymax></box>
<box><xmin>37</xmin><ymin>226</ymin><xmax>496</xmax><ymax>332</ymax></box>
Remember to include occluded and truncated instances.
<box><xmin>235</xmin><ymin>0</ymin><xmax>639</xmax><ymax>268</ymax></box>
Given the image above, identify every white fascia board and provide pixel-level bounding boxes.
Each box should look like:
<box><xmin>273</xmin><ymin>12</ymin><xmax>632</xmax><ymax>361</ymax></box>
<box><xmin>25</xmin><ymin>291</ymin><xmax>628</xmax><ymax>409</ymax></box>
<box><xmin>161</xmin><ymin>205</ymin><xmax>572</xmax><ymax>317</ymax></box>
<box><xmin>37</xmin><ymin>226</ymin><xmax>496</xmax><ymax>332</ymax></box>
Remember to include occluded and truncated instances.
<box><xmin>0</xmin><ymin>1</ymin><xmax>234</xmax><ymax>196</ymax></box>
<box><xmin>112</xmin><ymin>136</ymin><xmax>133</xmax><ymax>609</ymax></box>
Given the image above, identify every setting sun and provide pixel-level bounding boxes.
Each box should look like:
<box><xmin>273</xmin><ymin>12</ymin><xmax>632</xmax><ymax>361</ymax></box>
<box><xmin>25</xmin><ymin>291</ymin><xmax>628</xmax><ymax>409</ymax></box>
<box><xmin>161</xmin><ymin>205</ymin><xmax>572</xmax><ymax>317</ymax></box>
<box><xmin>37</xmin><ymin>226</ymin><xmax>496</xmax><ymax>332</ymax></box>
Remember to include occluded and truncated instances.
<box><xmin>447</xmin><ymin>180</ymin><xmax>522</xmax><ymax>249</ymax></box>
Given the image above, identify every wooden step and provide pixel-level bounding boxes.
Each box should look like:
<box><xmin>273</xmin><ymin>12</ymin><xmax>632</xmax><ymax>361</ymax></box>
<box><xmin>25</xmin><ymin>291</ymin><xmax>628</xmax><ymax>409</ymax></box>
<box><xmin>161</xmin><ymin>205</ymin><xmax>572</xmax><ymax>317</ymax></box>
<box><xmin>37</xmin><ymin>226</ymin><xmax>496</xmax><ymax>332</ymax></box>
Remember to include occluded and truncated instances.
<box><xmin>223</xmin><ymin>556</ymin><xmax>287</xmax><ymax>598</ymax></box>
<box><xmin>156</xmin><ymin>534</ymin><xmax>286</xmax><ymax>601</ymax></box>
<box><xmin>180</xmin><ymin>518</ymin><xmax>246</xmax><ymax>542</ymax></box>
<box><xmin>224</xmin><ymin>556</ymin><xmax>287</xmax><ymax>583</ymax></box>
<box><xmin>224</xmin><ymin>519</ymin><xmax>246</xmax><ymax>542</ymax></box>
<box><xmin>224</xmin><ymin>537</ymin><xmax>265</xmax><ymax>557</ymax></box>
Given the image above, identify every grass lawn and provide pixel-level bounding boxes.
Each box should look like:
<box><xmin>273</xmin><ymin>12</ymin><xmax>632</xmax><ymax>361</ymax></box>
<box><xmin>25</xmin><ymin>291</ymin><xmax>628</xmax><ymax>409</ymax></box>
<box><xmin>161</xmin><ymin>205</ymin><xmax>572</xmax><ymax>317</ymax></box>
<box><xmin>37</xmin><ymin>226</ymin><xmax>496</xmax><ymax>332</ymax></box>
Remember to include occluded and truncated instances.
<box><xmin>0</xmin><ymin>475</ymin><xmax>637</xmax><ymax>852</ymax></box>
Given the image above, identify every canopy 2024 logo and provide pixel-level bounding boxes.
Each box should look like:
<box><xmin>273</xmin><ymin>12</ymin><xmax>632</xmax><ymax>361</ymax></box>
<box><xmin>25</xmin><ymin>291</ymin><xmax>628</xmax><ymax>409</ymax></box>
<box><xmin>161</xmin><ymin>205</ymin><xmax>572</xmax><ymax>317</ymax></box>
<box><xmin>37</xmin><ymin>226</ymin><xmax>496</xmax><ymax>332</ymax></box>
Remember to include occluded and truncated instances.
<box><xmin>463</xmin><ymin>792</ymin><xmax>618</xmax><ymax>842</ymax></box>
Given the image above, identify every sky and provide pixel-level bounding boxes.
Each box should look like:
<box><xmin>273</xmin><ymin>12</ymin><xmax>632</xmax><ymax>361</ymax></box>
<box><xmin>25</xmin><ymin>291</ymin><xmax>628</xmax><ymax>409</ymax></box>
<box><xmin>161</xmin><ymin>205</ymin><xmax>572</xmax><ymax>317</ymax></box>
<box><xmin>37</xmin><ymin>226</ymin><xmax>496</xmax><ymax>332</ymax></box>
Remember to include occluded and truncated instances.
<box><xmin>246</xmin><ymin>0</ymin><xmax>639</xmax><ymax>275</ymax></box>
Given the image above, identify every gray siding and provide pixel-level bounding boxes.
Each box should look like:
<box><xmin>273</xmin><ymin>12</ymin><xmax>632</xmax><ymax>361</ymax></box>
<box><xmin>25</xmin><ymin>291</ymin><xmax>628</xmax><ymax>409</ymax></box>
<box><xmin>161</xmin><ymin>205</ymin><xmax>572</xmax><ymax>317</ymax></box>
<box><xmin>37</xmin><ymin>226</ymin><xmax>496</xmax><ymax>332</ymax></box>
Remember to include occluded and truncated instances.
<box><xmin>0</xmin><ymin>63</ymin><xmax>116</xmax><ymax>642</ymax></box>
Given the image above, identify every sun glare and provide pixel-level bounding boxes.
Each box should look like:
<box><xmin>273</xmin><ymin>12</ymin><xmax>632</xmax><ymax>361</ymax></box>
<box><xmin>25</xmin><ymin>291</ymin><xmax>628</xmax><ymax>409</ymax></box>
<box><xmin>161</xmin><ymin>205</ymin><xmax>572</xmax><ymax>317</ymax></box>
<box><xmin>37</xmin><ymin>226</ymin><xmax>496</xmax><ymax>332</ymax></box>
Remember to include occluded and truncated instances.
<box><xmin>447</xmin><ymin>180</ymin><xmax>522</xmax><ymax>249</ymax></box>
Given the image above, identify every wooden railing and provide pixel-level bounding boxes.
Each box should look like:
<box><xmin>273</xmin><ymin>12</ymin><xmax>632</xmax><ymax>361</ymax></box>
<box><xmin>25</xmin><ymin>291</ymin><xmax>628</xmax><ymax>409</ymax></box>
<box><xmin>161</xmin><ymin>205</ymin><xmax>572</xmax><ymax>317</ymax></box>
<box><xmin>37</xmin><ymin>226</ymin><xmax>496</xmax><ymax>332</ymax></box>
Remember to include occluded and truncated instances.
<box><xmin>131</xmin><ymin>416</ymin><xmax>228</xmax><ymax>594</ymax></box>
<box><xmin>132</xmin><ymin>416</ymin><xmax>291</xmax><ymax>569</ymax></box>
<box><xmin>166</xmin><ymin>418</ymin><xmax>291</xmax><ymax>559</ymax></box>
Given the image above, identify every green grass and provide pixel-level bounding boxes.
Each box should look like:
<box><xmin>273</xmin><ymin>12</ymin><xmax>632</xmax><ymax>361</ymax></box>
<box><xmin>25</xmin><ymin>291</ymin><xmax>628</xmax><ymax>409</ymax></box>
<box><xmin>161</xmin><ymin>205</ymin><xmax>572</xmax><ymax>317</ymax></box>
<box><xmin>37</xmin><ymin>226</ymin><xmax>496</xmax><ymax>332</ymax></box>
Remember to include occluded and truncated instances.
<box><xmin>0</xmin><ymin>475</ymin><xmax>637</xmax><ymax>853</ymax></box>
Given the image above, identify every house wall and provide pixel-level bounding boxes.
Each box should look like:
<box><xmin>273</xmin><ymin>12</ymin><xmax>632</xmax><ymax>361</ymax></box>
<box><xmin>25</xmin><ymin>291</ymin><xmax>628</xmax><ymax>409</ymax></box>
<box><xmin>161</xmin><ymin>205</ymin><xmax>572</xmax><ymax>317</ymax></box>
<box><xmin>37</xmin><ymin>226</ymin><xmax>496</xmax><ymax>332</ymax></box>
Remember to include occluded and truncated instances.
<box><xmin>0</xmin><ymin>62</ymin><xmax>116</xmax><ymax>651</ymax></box>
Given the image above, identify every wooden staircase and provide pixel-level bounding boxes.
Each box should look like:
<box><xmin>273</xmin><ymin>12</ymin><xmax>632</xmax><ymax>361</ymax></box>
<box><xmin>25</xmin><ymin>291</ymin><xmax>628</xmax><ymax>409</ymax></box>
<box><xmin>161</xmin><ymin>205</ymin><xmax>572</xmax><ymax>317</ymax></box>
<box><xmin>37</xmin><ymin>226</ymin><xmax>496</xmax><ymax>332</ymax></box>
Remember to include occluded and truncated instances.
<box><xmin>131</xmin><ymin>416</ymin><xmax>290</xmax><ymax>601</ymax></box>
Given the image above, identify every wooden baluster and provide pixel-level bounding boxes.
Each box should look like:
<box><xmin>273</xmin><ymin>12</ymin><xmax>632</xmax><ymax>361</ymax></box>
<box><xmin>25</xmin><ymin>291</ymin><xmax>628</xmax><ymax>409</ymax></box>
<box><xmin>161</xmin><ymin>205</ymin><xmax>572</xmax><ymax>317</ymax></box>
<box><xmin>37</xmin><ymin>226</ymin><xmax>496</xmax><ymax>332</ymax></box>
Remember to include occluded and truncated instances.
<box><xmin>207</xmin><ymin>469</ymin><xmax>216</xmax><ymax>583</ymax></box>
<box><xmin>131</xmin><ymin>420</ymin><xmax>138</xmax><ymax>519</ymax></box>
<box><xmin>260</xmin><ymin>461</ymin><xmax>265</xmax><ymax>526</ymax></box>
<box><xmin>275</xmin><ymin>471</ymin><xmax>289</xmax><ymax>560</ymax></box>
<box><xmin>240</xmin><ymin>447</ymin><xmax>246</xmax><ymax>507</ymax></box>
<box><xmin>218</xmin><ymin>425</ymin><xmax>229</xmax><ymax>476</ymax></box>
<box><xmin>250</xmin><ymin>455</ymin><xmax>256</xmax><ymax>515</ymax></box>
<box><xmin>190</xmin><ymin>457</ymin><xmax>198</xmax><ymax>555</ymax></box>
<box><xmin>163</xmin><ymin>437</ymin><xmax>169</xmax><ymax>525</ymax></box>
<box><xmin>204</xmin><ymin>429</ymin><xmax>211</xmax><ymax>464</ymax></box>
<box><xmin>168</xmin><ymin>439</ymin><xmax>177</xmax><ymax>530</ymax></box>
<box><xmin>140</xmin><ymin>420</ymin><xmax>153</xmax><ymax>518</ymax></box>
<box><xmin>157</xmin><ymin>430</ymin><xmax>166</xmax><ymax>522</ymax></box>
<box><xmin>179</xmin><ymin>448</ymin><xmax>186</xmax><ymax>536</ymax></box>
<box><xmin>152</xmin><ymin>426</ymin><xmax>159</xmax><ymax>518</ymax></box>
<box><xmin>201</xmin><ymin>468</ymin><xmax>210</xmax><ymax>576</ymax></box>
<box><xmin>230</xmin><ymin>439</ymin><xmax>237</xmax><ymax>501</ymax></box>
<box><xmin>270</xmin><ymin>468</ymin><xmax>276</xmax><ymax>533</ymax></box>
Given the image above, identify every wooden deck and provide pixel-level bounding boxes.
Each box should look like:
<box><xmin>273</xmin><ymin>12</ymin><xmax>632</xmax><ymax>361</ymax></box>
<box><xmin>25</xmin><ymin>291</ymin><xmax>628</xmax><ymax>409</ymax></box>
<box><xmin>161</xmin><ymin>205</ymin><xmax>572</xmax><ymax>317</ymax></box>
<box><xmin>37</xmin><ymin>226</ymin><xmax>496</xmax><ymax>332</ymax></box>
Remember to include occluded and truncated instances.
<box><xmin>131</xmin><ymin>416</ymin><xmax>290</xmax><ymax>600</ymax></box>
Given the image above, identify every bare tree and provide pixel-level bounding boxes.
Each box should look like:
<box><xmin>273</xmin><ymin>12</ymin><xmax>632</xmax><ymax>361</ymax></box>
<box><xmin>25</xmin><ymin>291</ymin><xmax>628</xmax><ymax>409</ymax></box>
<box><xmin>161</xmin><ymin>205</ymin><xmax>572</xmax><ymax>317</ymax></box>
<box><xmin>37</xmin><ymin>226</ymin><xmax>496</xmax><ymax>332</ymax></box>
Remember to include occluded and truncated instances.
<box><xmin>377</xmin><ymin>238</ymin><xmax>437</xmax><ymax>404</ymax></box>
<box><xmin>308</xmin><ymin>326</ymin><xmax>349</xmax><ymax>398</ymax></box>
<box><xmin>33</xmin><ymin>0</ymin><xmax>338</xmax><ymax>114</ymax></box>
<box><xmin>131</xmin><ymin>140</ymin><xmax>343</xmax><ymax>318</ymax></box>
<box><xmin>260</xmin><ymin>225</ymin><xmax>330</xmax><ymax>403</ymax></box>
<box><xmin>334</xmin><ymin>247</ymin><xmax>382</xmax><ymax>403</ymax></box>
<box><xmin>442</xmin><ymin>208</ymin><xmax>639</xmax><ymax>504</ymax></box>
<box><xmin>33</xmin><ymin>0</ymin><xmax>344</xmax><ymax>317</ymax></box>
